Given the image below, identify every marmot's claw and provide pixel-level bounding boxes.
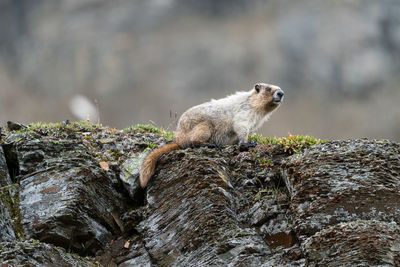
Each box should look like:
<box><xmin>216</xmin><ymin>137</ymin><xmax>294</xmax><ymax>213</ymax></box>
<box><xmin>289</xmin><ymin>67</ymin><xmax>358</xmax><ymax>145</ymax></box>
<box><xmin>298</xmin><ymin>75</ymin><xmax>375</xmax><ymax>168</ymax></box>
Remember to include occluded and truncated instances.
<box><xmin>239</xmin><ymin>141</ymin><xmax>258</xmax><ymax>151</ymax></box>
<box><xmin>191</xmin><ymin>143</ymin><xmax>221</xmax><ymax>150</ymax></box>
<box><xmin>190</xmin><ymin>142</ymin><xmax>203</xmax><ymax>148</ymax></box>
<box><xmin>205</xmin><ymin>143</ymin><xmax>221</xmax><ymax>150</ymax></box>
<box><xmin>248</xmin><ymin>140</ymin><xmax>258</xmax><ymax>147</ymax></box>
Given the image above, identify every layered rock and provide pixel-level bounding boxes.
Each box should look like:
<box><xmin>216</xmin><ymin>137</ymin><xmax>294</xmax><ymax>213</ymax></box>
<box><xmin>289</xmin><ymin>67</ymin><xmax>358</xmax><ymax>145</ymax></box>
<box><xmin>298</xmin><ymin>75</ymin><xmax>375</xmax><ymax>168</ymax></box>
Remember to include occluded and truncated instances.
<box><xmin>0</xmin><ymin>240</ymin><xmax>98</xmax><ymax>266</ymax></box>
<box><xmin>283</xmin><ymin>140</ymin><xmax>400</xmax><ymax>238</ymax></box>
<box><xmin>1</xmin><ymin>123</ymin><xmax>400</xmax><ymax>266</ymax></box>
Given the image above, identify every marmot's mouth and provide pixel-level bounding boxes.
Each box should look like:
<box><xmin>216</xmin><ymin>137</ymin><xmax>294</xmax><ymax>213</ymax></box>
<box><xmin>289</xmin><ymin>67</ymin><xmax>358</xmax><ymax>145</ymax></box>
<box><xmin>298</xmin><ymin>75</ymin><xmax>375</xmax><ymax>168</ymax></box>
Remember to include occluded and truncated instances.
<box><xmin>272</xmin><ymin>98</ymin><xmax>282</xmax><ymax>105</ymax></box>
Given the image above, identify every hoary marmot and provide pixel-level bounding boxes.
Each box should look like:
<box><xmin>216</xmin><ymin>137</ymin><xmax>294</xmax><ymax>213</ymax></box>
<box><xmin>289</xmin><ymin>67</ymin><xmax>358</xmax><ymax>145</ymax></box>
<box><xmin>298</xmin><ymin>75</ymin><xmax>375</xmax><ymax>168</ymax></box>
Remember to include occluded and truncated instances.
<box><xmin>139</xmin><ymin>83</ymin><xmax>284</xmax><ymax>188</ymax></box>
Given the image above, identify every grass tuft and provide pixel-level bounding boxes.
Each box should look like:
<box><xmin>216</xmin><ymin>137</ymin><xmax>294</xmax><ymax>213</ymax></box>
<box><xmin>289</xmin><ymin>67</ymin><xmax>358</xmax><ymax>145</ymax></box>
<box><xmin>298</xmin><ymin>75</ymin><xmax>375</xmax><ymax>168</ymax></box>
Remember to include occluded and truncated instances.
<box><xmin>123</xmin><ymin>124</ymin><xmax>174</xmax><ymax>142</ymax></box>
<box><xmin>249</xmin><ymin>133</ymin><xmax>326</xmax><ymax>154</ymax></box>
<box><xmin>14</xmin><ymin>121</ymin><xmax>103</xmax><ymax>135</ymax></box>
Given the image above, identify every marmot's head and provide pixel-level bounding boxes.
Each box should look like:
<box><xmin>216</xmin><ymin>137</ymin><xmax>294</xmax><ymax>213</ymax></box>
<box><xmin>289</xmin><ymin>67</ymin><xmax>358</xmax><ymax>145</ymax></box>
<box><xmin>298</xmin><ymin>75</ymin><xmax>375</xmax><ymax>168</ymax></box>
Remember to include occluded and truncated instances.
<box><xmin>252</xmin><ymin>83</ymin><xmax>284</xmax><ymax>113</ymax></box>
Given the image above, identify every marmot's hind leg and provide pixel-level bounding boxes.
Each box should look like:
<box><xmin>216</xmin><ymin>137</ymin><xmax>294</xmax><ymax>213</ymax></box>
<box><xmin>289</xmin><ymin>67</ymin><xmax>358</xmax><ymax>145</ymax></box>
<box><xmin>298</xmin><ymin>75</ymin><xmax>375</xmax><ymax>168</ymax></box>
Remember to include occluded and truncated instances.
<box><xmin>188</xmin><ymin>123</ymin><xmax>212</xmax><ymax>145</ymax></box>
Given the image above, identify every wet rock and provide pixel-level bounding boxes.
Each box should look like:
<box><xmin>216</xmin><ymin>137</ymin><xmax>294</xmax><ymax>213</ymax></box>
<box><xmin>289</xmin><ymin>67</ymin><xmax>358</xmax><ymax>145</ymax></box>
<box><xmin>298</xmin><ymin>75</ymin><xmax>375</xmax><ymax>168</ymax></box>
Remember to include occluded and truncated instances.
<box><xmin>7</xmin><ymin>123</ymin><xmax>132</xmax><ymax>255</ymax></box>
<box><xmin>0</xmin><ymin>199</ymin><xmax>16</xmax><ymax>242</ymax></box>
<box><xmin>0</xmin><ymin>239</ymin><xmax>98</xmax><ymax>266</ymax></box>
<box><xmin>0</xmin><ymin>184</ymin><xmax>23</xmax><ymax>241</ymax></box>
<box><xmin>1</xmin><ymin>141</ymin><xmax>20</xmax><ymax>183</ymax></box>
<box><xmin>119</xmin><ymin>253</ymin><xmax>152</xmax><ymax>267</ymax></box>
<box><xmin>116</xmin><ymin>131</ymin><xmax>170</xmax><ymax>204</ymax></box>
<box><xmin>120</xmin><ymin>208</ymin><xmax>145</xmax><ymax>236</ymax></box>
<box><xmin>4</xmin><ymin>122</ymin><xmax>400</xmax><ymax>266</ymax></box>
<box><xmin>138</xmin><ymin>147</ymin><xmax>277</xmax><ymax>266</ymax></box>
<box><xmin>119</xmin><ymin>151</ymin><xmax>146</xmax><ymax>204</ymax></box>
<box><xmin>19</xmin><ymin>164</ymin><xmax>124</xmax><ymax>255</ymax></box>
<box><xmin>7</xmin><ymin>121</ymin><xmax>27</xmax><ymax>131</ymax></box>
<box><xmin>96</xmin><ymin>235</ymin><xmax>152</xmax><ymax>266</ymax></box>
<box><xmin>0</xmin><ymin>146</ymin><xmax>12</xmax><ymax>187</ymax></box>
<box><xmin>283</xmin><ymin>140</ymin><xmax>400</xmax><ymax>238</ymax></box>
<box><xmin>304</xmin><ymin>220</ymin><xmax>400</xmax><ymax>266</ymax></box>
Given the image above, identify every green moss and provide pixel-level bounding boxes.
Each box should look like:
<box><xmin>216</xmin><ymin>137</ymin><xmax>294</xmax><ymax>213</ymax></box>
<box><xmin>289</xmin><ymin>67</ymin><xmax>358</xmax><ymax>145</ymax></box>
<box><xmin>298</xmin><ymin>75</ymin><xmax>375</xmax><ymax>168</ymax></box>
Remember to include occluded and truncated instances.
<box><xmin>106</xmin><ymin>149</ymin><xmax>124</xmax><ymax>161</ymax></box>
<box><xmin>259</xmin><ymin>157</ymin><xmax>273</xmax><ymax>167</ymax></box>
<box><xmin>123</xmin><ymin>124</ymin><xmax>174</xmax><ymax>142</ymax></box>
<box><xmin>123</xmin><ymin>124</ymin><xmax>161</xmax><ymax>134</ymax></box>
<box><xmin>253</xmin><ymin>188</ymin><xmax>283</xmax><ymax>203</ymax></box>
<box><xmin>12</xmin><ymin>121</ymin><xmax>103</xmax><ymax>136</ymax></box>
<box><xmin>146</xmin><ymin>142</ymin><xmax>158</xmax><ymax>150</ymax></box>
<box><xmin>0</xmin><ymin>185</ymin><xmax>25</xmax><ymax>241</ymax></box>
<box><xmin>253</xmin><ymin>189</ymin><xmax>274</xmax><ymax>202</ymax></box>
<box><xmin>249</xmin><ymin>134</ymin><xmax>326</xmax><ymax>154</ymax></box>
<box><xmin>162</xmin><ymin>130</ymin><xmax>174</xmax><ymax>142</ymax></box>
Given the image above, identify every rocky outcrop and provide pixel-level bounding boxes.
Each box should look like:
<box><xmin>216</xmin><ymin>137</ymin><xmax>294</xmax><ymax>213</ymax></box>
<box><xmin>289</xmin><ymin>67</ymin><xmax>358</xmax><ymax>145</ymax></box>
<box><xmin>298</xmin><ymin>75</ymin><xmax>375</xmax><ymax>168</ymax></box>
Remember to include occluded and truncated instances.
<box><xmin>284</xmin><ymin>140</ymin><xmax>400</xmax><ymax>239</ymax></box>
<box><xmin>303</xmin><ymin>220</ymin><xmax>400</xmax><ymax>266</ymax></box>
<box><xmin>1</xmin><ymin>122</ymin><xmax>400</xmax><ymax>266</ymax></box>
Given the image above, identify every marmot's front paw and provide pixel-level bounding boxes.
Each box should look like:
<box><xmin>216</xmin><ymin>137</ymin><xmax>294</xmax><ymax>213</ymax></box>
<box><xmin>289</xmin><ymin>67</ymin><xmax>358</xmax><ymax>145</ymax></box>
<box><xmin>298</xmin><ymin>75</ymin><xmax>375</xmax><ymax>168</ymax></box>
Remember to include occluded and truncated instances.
<box><xmin>239</xmin><ymin>140</ymin><xmax>258</xmax><ymax>151</ymax></box>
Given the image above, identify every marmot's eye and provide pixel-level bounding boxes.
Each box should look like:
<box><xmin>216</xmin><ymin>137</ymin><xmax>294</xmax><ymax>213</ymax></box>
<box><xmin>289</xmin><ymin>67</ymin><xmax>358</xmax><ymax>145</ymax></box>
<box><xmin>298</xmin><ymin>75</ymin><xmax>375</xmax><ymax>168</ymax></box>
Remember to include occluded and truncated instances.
<box><xmin>265</xmin><ymin>87</ymin><xmax>271</xmax><ymax>92</ymax></box>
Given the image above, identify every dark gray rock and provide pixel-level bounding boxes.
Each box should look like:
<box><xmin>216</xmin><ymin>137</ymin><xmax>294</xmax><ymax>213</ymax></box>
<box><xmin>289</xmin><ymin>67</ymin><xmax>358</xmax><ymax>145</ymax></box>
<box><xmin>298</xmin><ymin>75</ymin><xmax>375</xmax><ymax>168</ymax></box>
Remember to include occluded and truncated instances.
<box><xmin>0</xmin><ymin>239</ymin><xmax>98</xmax><ymax>266</ymax></box>
<box><xmin>95</xmin><ymin>235</ymin><xmax>153</xmax><ymax>267</ymax></box>
<box><xmin>118</xmin><ymin>250</ymin><xmax>153</xmax><ymax>267</ymax></box>
<box><xmin>19</xmin><ymin>163</ymin><xmax>124</xmax><ymax>255</ymax></box>
<box><xmin>303</xmin><ymin>220</ymin><xmax>400</xmax><ymax>266</ymax></box>
<box><xmin>119</xmin><ymin>151</ymin><xmax>146</xmax><ymax>202</ymax></box>
<box><xmin>137</xmin><ymin>147</ymin><xmax>287</xmax><ymax>266</ymax></box>
<box><xmin>283</xmin><ymin>140</ymin><xmax>400</xmax><ymax>239</ymax></box>
<box><xmin>7</xmin><ymin>123</ymin><xmax>131</xmax><ymax>255</ymax></box>
<box><xmin>0</xmin><ymin>199</ymin><xmax>16</xmax><ymax>242</ymax></box>
<box><xmin>6</xmin><ymin>121</ymin><xmax>26</xmax><ymax>131</ymax></box>
<box><xmin>0</xmin><ymin>146</ymin><xmax>12</xmax><ymax>187</ymax></box>
<box><xmin>0</xmin><ymin>184</ymin><xmax>22</xmax><ymax>242</ymax></box>
<box><xmin>3</xmin><ymin>123</ymin><xmax>400</xmax><ymax>266</ymax></box>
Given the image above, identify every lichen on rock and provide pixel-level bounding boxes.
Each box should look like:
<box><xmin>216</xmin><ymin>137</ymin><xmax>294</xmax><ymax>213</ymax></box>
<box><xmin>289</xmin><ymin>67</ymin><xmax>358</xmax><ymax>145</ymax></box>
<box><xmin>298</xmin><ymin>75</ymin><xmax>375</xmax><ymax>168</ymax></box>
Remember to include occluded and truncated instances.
<box><xmin>303</xmin><ymin>220</ymin><xmax>400</xmax><ymax>266</ymax></box>
<box><xmin>283</xmin><ymin>139</ymin><xmax>400</xmax><ymax>239</ymax></box>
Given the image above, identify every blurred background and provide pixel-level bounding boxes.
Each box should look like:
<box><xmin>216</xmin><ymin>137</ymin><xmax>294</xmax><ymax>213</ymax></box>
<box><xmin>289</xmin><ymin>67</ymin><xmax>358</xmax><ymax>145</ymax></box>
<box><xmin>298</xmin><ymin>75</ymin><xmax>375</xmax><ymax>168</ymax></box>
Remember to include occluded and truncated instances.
<box><xmin>1</xmin><ymin>0</ymin><xmax>400</xmax><ymax>140</ymax></box>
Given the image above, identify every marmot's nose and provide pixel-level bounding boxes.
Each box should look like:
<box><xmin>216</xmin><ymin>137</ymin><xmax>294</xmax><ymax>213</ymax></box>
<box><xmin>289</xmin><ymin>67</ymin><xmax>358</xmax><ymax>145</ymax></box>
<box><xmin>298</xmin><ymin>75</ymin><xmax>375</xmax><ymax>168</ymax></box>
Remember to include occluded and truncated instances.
<box><xmin>275</xmin><ymin>89</ymin><xmax>284</xmax><ymax>99</ymax></box>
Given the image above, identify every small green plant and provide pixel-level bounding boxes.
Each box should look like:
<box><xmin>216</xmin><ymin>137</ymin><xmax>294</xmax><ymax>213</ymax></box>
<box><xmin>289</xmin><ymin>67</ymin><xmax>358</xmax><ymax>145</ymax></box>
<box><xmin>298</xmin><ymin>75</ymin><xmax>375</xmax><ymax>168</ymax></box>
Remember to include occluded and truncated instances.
<box><xmin>249</xmin><ymin>133</ymin><xmax>326</xmax><ymax>154</ymax></box>
<box><xmin>162</xmin><ymin>130</ymin><xmax>175</xmax><ymax>142</ymax></box>
<box><xmin>13</xmin><ymin>121</ymin><xmax>103</xmax><ymax>135</ymax></box>
<box><xmin>253</xmin><ymin>188</ymin><xmax>285</xmax><ymax>203</ymax></box>
<box><xmin>253</xmin><ymin>189</ymin><xmax>275</xmax><ymax>202</ymax></box>
<box><xmin>258</xmin><ymin>157</ymin><xmax>273</xmax><ymax>167</ymax></box>
<box><xmin>124</xmin><ymin>124</ymin><xmax>161</xmax><ymax>134</ymax></box>
<box><xmin>146</xmin><ymin>142</ymin><xmax>158</xmax><ymax>150</ymax></box>
<box><xmin>124</xmin><ymin>124</ymin><xmax>174</xmax><ymax>142</ymax></box>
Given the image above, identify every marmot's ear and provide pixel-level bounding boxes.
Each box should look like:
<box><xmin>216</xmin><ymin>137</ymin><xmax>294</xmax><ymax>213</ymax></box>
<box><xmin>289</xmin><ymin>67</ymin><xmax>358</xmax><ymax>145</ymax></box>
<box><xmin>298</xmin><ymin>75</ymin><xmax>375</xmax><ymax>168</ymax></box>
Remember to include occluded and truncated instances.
<box><xmin>255</xmin><ymin>84</ymin><xmax>260</xmax><ymax>93</ymax></box>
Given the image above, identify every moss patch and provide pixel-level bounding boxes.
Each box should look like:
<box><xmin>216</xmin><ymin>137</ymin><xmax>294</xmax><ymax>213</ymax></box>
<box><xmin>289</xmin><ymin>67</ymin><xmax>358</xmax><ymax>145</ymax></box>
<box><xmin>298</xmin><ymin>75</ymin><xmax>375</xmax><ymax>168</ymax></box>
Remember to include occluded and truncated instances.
<box><xmin>249</xmin><ymin>134</ymin><xmax>326</xmax><ymax>154</ymax></box>
<box><xmin>123</xmin><ymin>124</ymin><xmax>174</xmax><ymax>142</ymax></box>
<box><xmin>5</xmin><ymin>121</ymin><xmax>109</xmax><ymax>141</ymax></box>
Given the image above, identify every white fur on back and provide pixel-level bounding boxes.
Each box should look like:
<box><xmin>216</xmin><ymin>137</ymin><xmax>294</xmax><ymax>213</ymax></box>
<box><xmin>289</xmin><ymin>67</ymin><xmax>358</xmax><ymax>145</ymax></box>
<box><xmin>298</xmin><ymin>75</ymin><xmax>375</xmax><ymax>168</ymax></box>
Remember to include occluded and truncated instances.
<box><xmin>176</xmin><ymin>87</ymin><xmax>278</xmax><ymax>146</ymax></box>
<box><xmin>191</xmin><ymin>90</ymin><xmax>268</xmax><ymax>132</ymax></box>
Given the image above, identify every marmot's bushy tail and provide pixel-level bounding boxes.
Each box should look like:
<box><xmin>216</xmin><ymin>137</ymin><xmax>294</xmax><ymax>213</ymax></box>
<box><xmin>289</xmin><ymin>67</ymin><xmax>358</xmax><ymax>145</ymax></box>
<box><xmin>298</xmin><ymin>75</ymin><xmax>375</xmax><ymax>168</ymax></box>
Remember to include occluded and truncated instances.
<box><xmin>139</xmin><ymin>143</ymin><xmax>180</xmax><ymax>188</ymax></box>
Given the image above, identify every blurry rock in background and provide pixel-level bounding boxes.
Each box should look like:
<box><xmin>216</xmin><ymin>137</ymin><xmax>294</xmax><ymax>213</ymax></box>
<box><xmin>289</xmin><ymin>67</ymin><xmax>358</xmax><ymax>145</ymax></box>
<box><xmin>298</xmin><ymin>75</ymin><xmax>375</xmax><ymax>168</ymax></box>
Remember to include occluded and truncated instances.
<box><xmin>0</xmin><ymin>0</ymin><xmax>399</xmax><ymax>140</ymax></box>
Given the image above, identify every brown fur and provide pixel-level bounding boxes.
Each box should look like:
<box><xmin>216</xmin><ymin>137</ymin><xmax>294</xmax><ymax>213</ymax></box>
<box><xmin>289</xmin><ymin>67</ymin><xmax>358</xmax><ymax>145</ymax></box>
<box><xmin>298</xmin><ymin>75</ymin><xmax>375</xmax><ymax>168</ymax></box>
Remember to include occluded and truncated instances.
<box><xmin>250</xmin><ymin>85</ymin><xmax>280</xmax><ymax>115</ymax></box>
<box><xmin>139</xmin><ymin>143</ymin><xmax>179</xmax><ymax>188</ymax></box>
